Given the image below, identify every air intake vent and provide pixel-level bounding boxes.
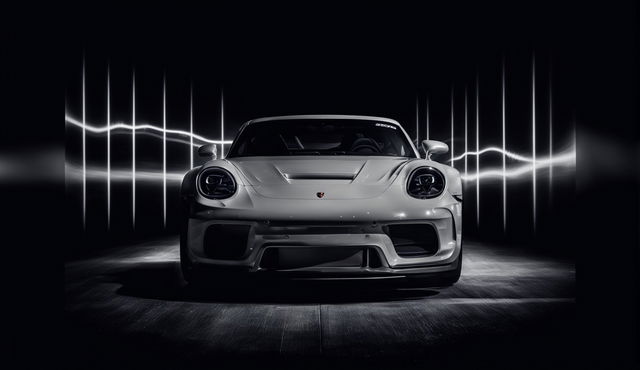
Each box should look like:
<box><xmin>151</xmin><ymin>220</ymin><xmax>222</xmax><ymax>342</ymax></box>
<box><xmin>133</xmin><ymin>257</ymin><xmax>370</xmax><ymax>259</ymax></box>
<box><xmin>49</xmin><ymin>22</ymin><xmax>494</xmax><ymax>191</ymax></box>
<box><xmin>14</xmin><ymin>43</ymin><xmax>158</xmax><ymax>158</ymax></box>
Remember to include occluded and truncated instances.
<box><xmin>203</xmin><ymin>224</ymin><xmax>250</xmax><ymax>260</ymax></box>
<box><xmin>385</xmin><ymin>224</ymin><xmax>438</xmax><ymax>258</ymax></box>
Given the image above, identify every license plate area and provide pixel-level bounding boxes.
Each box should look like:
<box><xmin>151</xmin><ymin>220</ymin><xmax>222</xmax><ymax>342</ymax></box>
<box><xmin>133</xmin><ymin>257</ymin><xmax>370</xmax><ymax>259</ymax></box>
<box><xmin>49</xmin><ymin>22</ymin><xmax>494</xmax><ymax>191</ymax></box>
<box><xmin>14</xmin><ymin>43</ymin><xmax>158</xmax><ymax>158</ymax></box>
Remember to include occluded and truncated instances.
<box><xmin>259</xmin><ymin>247</ymin><xmax>364</xmax><ymax>270</ymax></box>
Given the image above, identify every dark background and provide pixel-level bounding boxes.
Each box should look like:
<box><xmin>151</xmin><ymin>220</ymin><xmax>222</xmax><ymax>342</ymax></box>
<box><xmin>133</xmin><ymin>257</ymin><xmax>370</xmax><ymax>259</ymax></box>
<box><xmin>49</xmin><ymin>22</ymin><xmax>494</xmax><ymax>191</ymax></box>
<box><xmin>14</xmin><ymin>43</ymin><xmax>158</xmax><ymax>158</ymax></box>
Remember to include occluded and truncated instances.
<box><xmin>64</xmin><ymin>4</ymin><xmax>579</xmax><ymax>255</ymax></box>
<box><xmin>2</xmin><ymin>2</ymin><xmax>637</xmax><ymax>369</ymax></box>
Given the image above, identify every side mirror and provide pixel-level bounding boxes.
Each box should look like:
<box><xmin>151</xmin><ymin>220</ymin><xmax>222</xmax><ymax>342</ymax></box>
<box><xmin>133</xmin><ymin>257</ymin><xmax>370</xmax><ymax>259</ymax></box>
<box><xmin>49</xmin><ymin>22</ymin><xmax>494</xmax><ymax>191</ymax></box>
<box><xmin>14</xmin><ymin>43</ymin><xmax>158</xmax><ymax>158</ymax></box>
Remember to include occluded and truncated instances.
<box><xmin>421</xmin><ymin>140</ymin><xmax>449</xmax><ymax>160</ymax></box>
<box><xmin>198</xmin><ymin>144</ymin><xmax>217</xmax><ymax>160</ymax></box>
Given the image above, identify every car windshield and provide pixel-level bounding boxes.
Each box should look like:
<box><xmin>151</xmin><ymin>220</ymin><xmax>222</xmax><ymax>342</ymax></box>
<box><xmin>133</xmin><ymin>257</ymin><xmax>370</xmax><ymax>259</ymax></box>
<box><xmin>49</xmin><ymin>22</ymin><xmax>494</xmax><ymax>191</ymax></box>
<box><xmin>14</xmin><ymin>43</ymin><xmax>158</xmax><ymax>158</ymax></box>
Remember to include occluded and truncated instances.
<box><xmin>227</xmin><ymin>119</ymin><xmax>415</xmax><ymax>158</ymax></box>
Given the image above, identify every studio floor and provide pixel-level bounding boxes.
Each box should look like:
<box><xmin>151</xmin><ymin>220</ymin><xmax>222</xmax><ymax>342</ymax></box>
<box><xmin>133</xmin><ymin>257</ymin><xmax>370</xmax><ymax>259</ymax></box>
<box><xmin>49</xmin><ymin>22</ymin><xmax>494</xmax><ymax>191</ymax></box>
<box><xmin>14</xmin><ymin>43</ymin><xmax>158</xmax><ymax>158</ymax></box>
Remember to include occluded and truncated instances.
<box><xmin>64</xmin><ymin>238</ymin><xmax>576</xmax><ymax>369</ymax></box>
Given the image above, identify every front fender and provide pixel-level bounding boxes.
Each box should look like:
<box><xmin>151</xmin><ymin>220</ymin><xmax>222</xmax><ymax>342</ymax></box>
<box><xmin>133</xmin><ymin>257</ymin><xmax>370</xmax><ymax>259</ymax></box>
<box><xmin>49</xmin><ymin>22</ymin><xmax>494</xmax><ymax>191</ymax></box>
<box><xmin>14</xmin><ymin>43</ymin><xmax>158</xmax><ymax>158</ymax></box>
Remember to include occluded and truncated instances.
<box><xmin>181</xmin><ymin>167</ymin><xmax>200</xmax><ymax>200</ymax></box>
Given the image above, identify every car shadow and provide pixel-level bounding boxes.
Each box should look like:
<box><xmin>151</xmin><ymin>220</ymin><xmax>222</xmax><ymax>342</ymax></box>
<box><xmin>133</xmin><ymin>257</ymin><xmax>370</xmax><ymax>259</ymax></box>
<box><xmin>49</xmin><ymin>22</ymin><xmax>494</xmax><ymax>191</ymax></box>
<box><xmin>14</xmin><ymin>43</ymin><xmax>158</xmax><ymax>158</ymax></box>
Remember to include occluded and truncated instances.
<box><xmin>111</xmin><ymin>261</ymin><xmax>440</xmax><ymax>304</ymax></box>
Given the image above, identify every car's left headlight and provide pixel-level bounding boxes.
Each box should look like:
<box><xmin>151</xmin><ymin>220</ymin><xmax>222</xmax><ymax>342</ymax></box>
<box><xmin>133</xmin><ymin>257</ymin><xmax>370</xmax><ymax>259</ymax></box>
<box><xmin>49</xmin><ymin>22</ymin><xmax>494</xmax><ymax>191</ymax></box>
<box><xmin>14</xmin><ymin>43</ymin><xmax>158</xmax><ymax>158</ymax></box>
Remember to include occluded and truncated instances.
<box><xmin>197</xmin><ymin>167</ymin><xmax>237</xmax><ymax>199</ymax></box>
<box><xmin>406</xmin><ymin>166</ymin><xmax>446</xmax><ymax>199</ymax></box>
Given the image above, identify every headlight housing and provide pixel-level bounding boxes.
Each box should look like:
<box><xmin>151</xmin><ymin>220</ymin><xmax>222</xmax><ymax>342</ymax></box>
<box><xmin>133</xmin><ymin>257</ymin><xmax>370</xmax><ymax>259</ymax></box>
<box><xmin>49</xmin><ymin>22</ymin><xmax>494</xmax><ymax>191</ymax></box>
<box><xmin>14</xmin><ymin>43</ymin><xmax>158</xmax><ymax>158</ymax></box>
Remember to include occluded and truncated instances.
<box><xmin>197</xmin><ymin>167</ymin><xmax>237</xmax><ymax>199</ymax></box>
<box><xmin>406</xmin><ymin>166</ymin><xmax>446</xmax><ymax>199</ymax></box>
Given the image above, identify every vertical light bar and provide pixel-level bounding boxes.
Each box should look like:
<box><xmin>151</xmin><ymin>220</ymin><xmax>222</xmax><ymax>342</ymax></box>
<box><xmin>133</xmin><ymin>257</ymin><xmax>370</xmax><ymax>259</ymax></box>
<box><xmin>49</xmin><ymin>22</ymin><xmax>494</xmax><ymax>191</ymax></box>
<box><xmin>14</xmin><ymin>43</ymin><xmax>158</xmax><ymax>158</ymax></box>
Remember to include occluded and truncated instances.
<box><xmin>82</xmin><ymin>58</ymin><xmax>86</xmax><ymax>229</ymax></box>
<box><xmin>572</xmin><ymin>113</ymin><xmax>577</xmax><ymax>157</ymax></box>
<box><xmin>475</xmin><ymin>74</ymin><xmax>480</xmax><ymax>228</ymax></box>
<box><xmin>190</xmin><ymin>82</ymin><xmax>194</xmax><ymax>169</ymax></box>
<box><xmin>163</xmin><ymin>74</ymin><xmax>167</xmax><ymax>228</ymax></box>
<box><xmin>426</xmin><ymin>96</ymin><xmax>430</xmax><ymax>140</ymax></box>
<box><xmin>548</xmin><ymin>60</ymin><xmax>553</xmax><ymax>203</ymax></box>
<box><xmin>464</xmin><ymin>87</ymin><xmax>468</xmax><ymax>179</ymax></box>
<box><xmin>132</xmin><ymin>70</ymin><xmax>136</xmax><ymax>229</ymax></box>
<box><xmin>107</xmin><ymin>63</ymin><xmax>111</xmax><ymax>230</ymax></box>
<box><xmin>502</xmin><ymin>57</ymin><xmax>507</xmax><ymax>233</ymax></box>
<box><xmin>415</xmin><ymin>95</ymin><xmax>419</xmax><ymax>143</ymax></box>
<box><xmin>450</xmin><ymin>86</ymin><xmax>454</xmax><ymax>166</ymax></box>
<box><xmin>220</xmin><ymin>87</ymin><xmax>225</xmax><ymax>158</ymax></box>
<box><xmin>532</xmin><ymin>54</ymin><xmax>537</xmax><ymax>232</ymax></box>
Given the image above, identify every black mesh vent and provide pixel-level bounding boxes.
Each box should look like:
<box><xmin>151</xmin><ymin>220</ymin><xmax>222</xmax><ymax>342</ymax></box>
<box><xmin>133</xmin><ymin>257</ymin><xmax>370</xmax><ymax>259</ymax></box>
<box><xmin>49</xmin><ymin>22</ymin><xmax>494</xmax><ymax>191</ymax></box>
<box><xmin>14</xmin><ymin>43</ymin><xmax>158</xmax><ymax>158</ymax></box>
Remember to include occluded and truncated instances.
<box><xmin>203</xmin><ymin>224</ymin><xmax>250</xmax><ymax>260</ymax></box>
<box><xmin>260</xmin><ymin>248</ymin><xmax>279</xmax><ymax>269</ymax></box>
<box><xmin>385</xmin><ymin>224</ymin><xmax>438</xmax><ymax>258</ymax></box>
<box><xmin>367</xmin><ymin>248</ymin><xmax>383</xmax><ymax>268</ymax></box>
<box><xmin>259</xmin><ymin>247</ymin><xmax>364</xmax><ymax>270</ymax></box>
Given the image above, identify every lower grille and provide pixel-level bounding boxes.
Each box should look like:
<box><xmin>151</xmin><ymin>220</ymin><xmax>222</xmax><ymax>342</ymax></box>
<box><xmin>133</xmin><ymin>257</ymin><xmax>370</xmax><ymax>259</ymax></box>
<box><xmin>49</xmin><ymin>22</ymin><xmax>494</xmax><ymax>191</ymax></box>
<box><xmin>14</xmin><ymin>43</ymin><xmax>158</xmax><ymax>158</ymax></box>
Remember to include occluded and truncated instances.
<box><xmin>384</xmin><ymin>223</ymin><xmax>439</xmax><ymax>258</ymax></box>
<box><xmin>203</xmin><ymin>224</ymin><xmax>251</xmax><ymax>260</ymax></box>
<box><xmin>259</xmin><ymin>247</ymin><xmax>383</xmax><ymax>270</ymax></box>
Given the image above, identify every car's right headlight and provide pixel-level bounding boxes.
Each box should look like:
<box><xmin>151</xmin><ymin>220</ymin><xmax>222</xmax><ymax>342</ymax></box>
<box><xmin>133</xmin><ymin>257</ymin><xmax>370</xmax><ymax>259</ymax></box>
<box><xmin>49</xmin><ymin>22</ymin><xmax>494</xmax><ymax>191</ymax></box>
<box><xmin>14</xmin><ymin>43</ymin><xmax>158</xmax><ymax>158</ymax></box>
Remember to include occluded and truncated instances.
<box><xmin>406</xmin><ymin>166</ymin><xmax>446</xmax><ymax>199</ymax></box>
<box><xmin>197</xmin><ymin>167</ymin><xmax>237</xmax><ymax>199</ymax></box>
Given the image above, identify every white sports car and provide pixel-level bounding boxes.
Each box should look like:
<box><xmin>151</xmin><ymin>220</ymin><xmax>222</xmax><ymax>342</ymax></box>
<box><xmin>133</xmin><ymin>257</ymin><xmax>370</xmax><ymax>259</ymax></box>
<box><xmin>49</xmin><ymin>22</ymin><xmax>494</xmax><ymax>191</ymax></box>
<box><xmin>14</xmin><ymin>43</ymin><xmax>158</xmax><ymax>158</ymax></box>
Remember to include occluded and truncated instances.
<box><xmin>180</xmin><ymin>115</ymin><xmax>462</xmax><ymax>287</ymax></box>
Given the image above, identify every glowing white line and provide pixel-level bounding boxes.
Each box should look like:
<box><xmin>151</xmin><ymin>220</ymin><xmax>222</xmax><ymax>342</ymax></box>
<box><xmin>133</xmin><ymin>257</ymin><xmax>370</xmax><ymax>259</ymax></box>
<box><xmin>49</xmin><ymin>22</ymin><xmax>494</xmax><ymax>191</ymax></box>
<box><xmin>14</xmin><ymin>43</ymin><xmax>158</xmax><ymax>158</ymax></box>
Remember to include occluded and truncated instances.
<box><xmin>532</xmin><ymin>55</ymin><xmax>537</xmax><ymax>231</ymax></box>
<box><xmin>549</xmin><ymin>62</ymin><xmax>553</xmax><ymax>201</ymax></box>
<box><xmin>66</xmin><ymin>163</ymin><xmax>185</xmax><ymax>183</ymax></box>
<box><xmin>502</xmin><ymin>58</ymin><xmax>507</xmax><ymax>233</ymax></box>
<box><xmin>464</xmin><ymin>87</ymin><xmax>468</xmax><ymax>179</ymax></box>
<box><xmin>415</xmin><ymin>95</ymin><xmax>419</xmax><ymax>143</ymax></box>
<box><xmin>132</xmin><ymin>70</ymin><xmax>136</xmax><ymax>229</ymax></box>
<box><xmin>461</xmin><ymin>149</ymin><xmax>574</xmax><ymax>182</ymax></box>
<box><xmin>163</xmin><ymin>75</ymin><xmax>167</xmax><ymax>228</ymax></box>
<box><xmin>64</xmin><ymin>116</ymin><xmax>231</xmax><ymax>145</ymax></box>
<box><xmin>475</xmin><ymin>74</ymin><xmax>480</xmax><ymax>227</ymax></box>
<box><xmin>190</xmin><ymin>83</ymin><xmax>194</xmax><ymax>168</ymax></box>
<box><xmin>82</xmin><ymin>58</ymin><xmax>86</xmax><ymax>229</ymax></box>
<box><xmin>107</xmin><ymin>64</ymin><xmax>111</xmax><ymax>230</ymax></box>
<box><xmin>572</xmin><ymin>117</ymin><xmax>576</xmax><ymax>162</ymax></box>
<box><xmin>220</xmin><ymin>88</ymin><xmax>225</xmax><ymax>158</ymax></box>
<box><xmin>451</xmin><ymin>146</ymin><xmax>537</xmax><ymax>163</ymax></box>
<box><xmin>426</xmin><ymin>96</ymin><xmax>430</xmax><ymax>141</ymax></box>
<box><xmin>451</xmin><ymin>86</ymin><xmax>454</xmax><ymax>166</ymax></box>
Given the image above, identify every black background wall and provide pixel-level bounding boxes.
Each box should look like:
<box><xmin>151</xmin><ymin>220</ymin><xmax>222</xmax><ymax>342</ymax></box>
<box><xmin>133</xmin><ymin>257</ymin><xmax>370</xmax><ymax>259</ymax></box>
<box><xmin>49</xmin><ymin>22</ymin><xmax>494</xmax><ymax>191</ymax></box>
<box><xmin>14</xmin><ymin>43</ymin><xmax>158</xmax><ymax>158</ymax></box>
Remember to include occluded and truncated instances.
<box><xmin>2</xmin><ymin>2</ymin><xmax>637</xmax><ymax>369</ymax></box>
<box><xmin>63</xmin><ymin>3</ymin><xmax>581</xmax><ymax>256</ymax></box>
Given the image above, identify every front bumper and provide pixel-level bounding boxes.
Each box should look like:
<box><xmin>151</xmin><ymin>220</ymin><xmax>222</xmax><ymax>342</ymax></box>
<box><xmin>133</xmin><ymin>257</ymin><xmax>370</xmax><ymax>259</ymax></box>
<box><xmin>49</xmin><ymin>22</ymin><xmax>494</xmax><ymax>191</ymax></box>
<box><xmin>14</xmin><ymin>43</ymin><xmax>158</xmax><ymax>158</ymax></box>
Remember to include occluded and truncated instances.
<box><xmin>184</xmin><ymin>208</ymin><xmax>461</xmax><ymax>278</ymax></box>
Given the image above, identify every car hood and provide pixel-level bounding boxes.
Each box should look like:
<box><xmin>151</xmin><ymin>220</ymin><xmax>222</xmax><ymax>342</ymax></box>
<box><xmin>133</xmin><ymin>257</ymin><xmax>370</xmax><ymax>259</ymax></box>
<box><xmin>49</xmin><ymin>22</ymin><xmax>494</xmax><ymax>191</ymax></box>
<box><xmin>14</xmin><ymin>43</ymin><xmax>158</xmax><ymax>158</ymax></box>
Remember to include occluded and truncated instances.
<box><xmin>228</xmin><ymin>156</ymin><xmax>413</xmax><ymax>199</ymax></box>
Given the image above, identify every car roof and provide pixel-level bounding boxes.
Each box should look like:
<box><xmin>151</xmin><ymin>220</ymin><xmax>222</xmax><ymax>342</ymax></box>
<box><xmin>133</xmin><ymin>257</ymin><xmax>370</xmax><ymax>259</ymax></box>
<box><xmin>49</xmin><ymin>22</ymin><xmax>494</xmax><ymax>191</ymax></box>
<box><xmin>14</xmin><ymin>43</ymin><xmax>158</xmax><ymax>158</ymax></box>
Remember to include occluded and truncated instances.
<box><xmin>247</xmin><ymin>114</ymin><xmax>402</xmax><ymax>126</ymax></box>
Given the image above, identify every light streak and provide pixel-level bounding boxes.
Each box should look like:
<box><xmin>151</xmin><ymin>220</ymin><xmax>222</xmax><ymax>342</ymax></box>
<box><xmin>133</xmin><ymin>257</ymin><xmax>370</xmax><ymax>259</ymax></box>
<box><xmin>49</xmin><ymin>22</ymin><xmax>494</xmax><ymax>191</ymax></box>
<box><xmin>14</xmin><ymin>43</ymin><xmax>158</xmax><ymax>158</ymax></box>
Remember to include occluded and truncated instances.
<box><xmin>451</xmin><ymin>86</ymin><xmax>454</xmax><ymax>166</ymax></box>
<box><xmin>549</xmin><ymin>60</ymin><xmax>553</xmax><ymax>203</ymax></box>
<box><xmin>461</xmin><ymin>149</ymin><xmax>574</xmax><ymax>182</ymax></box>
<box><xmin>132</xmin><ymin>70</ymin><xmax>136</xmax><ymax>229</ymax></box>
<box><xmin>220</xmin><ymin>87</ymin><xmax>225</xmax><ymax>158</ymax></box>
<box><xmin>107</xmin><ymin>132</ymin><xmax>198</xmax><ymax>147</ymax></box>
<box><xmin>82</xmin><ymin>58</ymin><xmax>86</xmax><ymax>229</ymax></box>
<box><xmin>475</xmin><ymin>74</ymin><xmax>480</xmax><ymax>227</ymax></box>
<box><xmin>532</xmin><ymin>54</ymin><xmax>537</xmax><ymax>231</ymax></box>
<box><xmin>426</xmin><ymin>96</ymin><xmax>430</xmax><ymax>140</ymax></box>
<box><xmin>163</xmin><ymin>74</ymin><xmax>167</xmax><ymax>228</ymax></box>
<box><xmin>190</xmin><ymin>82</ymin><xmax>194</xmax><ymax>168</ymax></box>
<box><xmin>64</xmin><ymin>116</ymin><xmax>231</xmax><ymax>145</ymax></box>
<box><xmin>502</xmin><ymin>57</ymin><xmax>507</xmax><ymax>233</ymax></box>
<box><xmin>451</xmin><ymin>146</ymin><xmax>537</xmax><ymax>163</ymax></box>
<box><xmin>415</xmin><ymin>95</ymin><xmax>419</xmax><ymax>143</ymax></box>
<box><xmin>67</xmin><ymin>163</ymin><xmax>185</xmax><ymax>183</ymax></box>
<box><xmin>572</xmin><ymin>116</ymin><xmax>576</xmax><ymax>162</ymax></box>
<box><xmin>464</xmin><ymin>87</ymin><xmax>468</xmax><ymax>179</ymax></box>
<box><xmin>107</xmin><ymin>63</ymin><xmax>111</xmax><ymax>229</ymax></box>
